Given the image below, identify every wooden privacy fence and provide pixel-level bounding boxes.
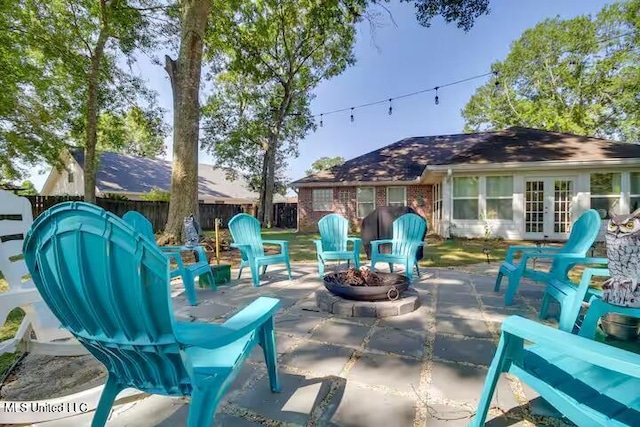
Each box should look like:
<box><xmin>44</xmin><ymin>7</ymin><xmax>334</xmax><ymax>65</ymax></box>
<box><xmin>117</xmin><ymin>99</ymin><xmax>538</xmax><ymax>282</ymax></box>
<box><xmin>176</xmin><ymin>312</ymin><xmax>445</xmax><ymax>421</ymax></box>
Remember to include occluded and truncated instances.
<box><xmin>25</xmin><ymin>196</ymin><xmax>298</xmax><ymax>231</ymax></box>
<box><xmin>273</xmin><ymin>203</ymin><xmax>297</xmax><ymax>228</ymax></box>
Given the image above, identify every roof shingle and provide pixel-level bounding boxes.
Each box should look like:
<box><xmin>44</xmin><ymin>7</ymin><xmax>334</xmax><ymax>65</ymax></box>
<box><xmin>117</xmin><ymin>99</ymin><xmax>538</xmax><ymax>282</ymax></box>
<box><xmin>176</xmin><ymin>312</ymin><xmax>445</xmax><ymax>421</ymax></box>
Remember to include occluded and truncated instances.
<box><xmin>292</xmin><ymin>127</ymin><xmax>640</xmax><ymax>185</ymax></box>
<box><xmin>71</xmin><ymin>150</ymin><xmax>264</xmax><ymax>201</ymax></box>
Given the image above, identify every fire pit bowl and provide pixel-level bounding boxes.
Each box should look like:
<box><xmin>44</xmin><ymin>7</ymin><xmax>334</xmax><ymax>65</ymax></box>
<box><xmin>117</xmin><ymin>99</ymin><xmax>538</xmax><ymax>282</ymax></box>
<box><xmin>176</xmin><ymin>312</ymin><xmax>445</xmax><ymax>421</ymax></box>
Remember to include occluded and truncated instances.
<box><xmin>323</xmin><ymin>269</ymin><xmax>410</xmax><ymax>301</ymax></box>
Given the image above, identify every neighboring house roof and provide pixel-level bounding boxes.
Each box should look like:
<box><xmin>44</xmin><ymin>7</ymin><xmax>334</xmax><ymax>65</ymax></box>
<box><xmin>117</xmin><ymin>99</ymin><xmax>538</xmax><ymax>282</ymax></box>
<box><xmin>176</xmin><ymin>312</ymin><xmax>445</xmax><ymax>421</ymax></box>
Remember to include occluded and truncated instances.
<box><xmin>70</xmin><ymin>149</ymin><xmax>283</xmax><ymax>202</ymax></box>
<box><xmin>292</xmin><ymin>127</ymin><xmax>640</xmax><ymax>186</ymax></box>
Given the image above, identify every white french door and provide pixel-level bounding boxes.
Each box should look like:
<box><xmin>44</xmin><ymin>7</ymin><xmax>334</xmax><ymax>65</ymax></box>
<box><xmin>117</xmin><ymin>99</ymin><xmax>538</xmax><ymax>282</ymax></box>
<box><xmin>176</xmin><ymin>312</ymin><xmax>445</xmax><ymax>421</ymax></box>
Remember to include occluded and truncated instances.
<box><xmin>524</xmin><ymin>177</ymin><xmax>575</xmax><ymax>240</ymax></box>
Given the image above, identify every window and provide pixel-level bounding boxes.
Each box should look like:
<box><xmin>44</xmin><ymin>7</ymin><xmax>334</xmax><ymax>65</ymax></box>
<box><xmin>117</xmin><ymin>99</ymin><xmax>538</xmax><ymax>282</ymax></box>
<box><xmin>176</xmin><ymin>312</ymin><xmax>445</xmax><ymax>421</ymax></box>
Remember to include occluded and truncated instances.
<box><xmin>433</xmin><ymin>183</ymin><xmax>442</xmax><ymax>222</ymax></box>
<box><xmin>453</xmin><ymin>177</ymin><xmax>479</xmax><ymax>220</ymax></box>
<box><xmin>68</xmin><ymin>172</ymin><xmax>74</xmax><ymax>183</ymax></box>
<box><xmin>386</xmin><ymin>187</ymin><xmax>406</xmax><ymax>207</ymax></box>
<box><xmin>590</xmin><ymin>173</ymin><xmax>621</xmax><ymax>219</ymax></box>
<box><xmin>485</xmin><ymin>176</ymin><xmax>513</xmax><ymax>220</ymax></box>
<box><xmin>357</xmin><ymin>187</ymin><xmax>375</xmax><ymax>218</ymax></box>
<box><xmin>312</xmin><ymin>189</ymin><xmax>333</xmax><ymax>211</ymax></box>
<box><xmin>631</xmin><ymin>172</ymin><xmax>640</xmax><ymax>212</ymax></box>
<box><xmin>337</xmin><ymin>189</ymin><xmax>351</xmax><ymax>215</ymax></box>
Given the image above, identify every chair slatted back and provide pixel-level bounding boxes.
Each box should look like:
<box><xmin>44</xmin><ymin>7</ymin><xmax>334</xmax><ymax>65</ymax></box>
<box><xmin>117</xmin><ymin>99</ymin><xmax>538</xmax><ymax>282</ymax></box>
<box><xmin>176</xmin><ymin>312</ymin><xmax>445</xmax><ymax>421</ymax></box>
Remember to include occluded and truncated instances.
<box><xmin>122</xmin><ymin>210</ymin><xmax>156</xmax><ymax>243</ymax></box>
<box><xmin>23</xmin><ymin>202</ymin><xmax>192</xmax><ymax>395</ymax></box>
<box><xmin>551</xmin><ymin>209</ymin><xmax>600</xmax><ymax>270</ymax></box>
<box><xmin>318</xmin><ymin>214</ymin><xmax>349</xmax><ymax>252</ymax></box>
<box><xmin>391</xmin><ymin>213</ymin><xmax>427</xmax><ymax>258</ymax></box>
<box><xmin>228</xmin><ymin>214</ymin><xmax>265</xmax><ymax>259</ymax></box>
<box><xmin>0</xmin><ymin>191</ymin><xmax>33</xmax><ymax>290</ymax></box>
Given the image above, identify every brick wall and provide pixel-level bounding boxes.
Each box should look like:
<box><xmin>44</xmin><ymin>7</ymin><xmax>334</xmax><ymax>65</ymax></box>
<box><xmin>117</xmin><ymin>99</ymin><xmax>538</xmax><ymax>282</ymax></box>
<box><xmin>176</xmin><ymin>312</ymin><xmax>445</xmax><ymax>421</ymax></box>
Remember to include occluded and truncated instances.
<box><xmin>297</xmin><ymin>184</ymin><xmax>433</xmax><ymax>232</ymax></box>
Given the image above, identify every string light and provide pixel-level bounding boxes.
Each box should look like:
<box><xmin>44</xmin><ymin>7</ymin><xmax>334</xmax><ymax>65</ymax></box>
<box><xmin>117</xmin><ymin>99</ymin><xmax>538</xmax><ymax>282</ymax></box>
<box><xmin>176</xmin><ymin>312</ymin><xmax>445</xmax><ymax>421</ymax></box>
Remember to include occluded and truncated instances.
<box><xmin>309</xmin><ymin>29</ymin><xmax>637</xmax><ymax>125</ymax></box>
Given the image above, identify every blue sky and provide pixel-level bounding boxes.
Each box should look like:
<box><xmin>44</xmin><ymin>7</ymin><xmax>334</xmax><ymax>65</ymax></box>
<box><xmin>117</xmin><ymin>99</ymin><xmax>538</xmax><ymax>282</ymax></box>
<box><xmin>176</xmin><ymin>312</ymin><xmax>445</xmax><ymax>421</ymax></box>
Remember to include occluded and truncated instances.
<box><xmin>29</xmin><ymin>0</ymin><xmax>611</xmax><ymax>192</ymax></box>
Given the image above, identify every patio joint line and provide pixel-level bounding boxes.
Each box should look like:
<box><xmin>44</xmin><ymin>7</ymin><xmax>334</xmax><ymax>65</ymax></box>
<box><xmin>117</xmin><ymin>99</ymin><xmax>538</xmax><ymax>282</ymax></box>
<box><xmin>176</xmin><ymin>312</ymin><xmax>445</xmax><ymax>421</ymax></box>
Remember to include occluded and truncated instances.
<box><xmin>306</xmin><ymin>316</ymin><xmax>382</xmax><ymax>427</ymax></box>
<box><xmin>469</xmin><ymin>274</ymin><xmax>535</xmax><ymax>426</ymax></box>
<box><xmin>413</xmin><ymin>268</ymin><xmax>438</xmax><ymax>427</ymax></box>
<box><xmin>222</xmin><ymin>402</ymin><xmax>303</xmax><ymax>427</ymax></box>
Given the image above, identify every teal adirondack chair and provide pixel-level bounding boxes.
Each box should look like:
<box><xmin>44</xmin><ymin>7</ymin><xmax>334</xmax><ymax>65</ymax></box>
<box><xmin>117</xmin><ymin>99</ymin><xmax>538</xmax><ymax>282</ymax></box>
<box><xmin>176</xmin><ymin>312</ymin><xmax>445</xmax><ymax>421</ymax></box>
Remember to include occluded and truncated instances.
<box><xmin>495</xmin><ymin>209</ymin><xmax>601</xmax><ymax>305</ymax></box>
<box><xmin>370</xmin><ymin>213</ymin><xmax>427</xmax><ymax>283</ymax></box>
<box><xmin>228</xmin><ymin>213</ymin><xmax>292</xmax><ymax>287</ymax></box>
<box><xmin>122</xmin><ymin>210</ymin><xmax>215</xmax><ymax>306</ymax></box>
<box><xmin>23</xmin><ymin>202</ymin><xmax>281</xmax><ymax>427</ymax></box>
<box><xmin>472</xmin><ymin>309</ymin><xmax>640</xmax><ymax>426</ymax></box>
<box><xmin>540</xmin><ymin>262</ymin><xmax>608</xmax><ymax>331</ymax></box>
<box><xmin>314</xmin><ymin>214</ymin><xmax>361</xmax><ymax>277</ymax></box>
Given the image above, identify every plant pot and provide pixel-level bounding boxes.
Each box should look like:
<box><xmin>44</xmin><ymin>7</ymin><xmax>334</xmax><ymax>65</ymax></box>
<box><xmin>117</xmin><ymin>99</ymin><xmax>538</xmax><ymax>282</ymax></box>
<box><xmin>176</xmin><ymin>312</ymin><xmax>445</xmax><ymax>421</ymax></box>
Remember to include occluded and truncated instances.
<box><xmin>600</xmin><ymin>313</ymin><xmax>640</xmax><ymax>341</ymax></box>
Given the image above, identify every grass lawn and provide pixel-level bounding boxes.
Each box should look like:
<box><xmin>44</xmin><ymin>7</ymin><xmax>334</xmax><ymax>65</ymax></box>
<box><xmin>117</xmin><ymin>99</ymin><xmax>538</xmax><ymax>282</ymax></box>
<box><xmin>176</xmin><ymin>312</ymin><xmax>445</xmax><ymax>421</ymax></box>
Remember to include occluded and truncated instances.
<box><xmin>0</xmin><ymin>275</ymin><xmax>26</xmax><ymax>378</ymax></box>
<box><xmin>203</xmin><ymin>229</ymin><xmax>526</xmax><ymax>267</ymax></box>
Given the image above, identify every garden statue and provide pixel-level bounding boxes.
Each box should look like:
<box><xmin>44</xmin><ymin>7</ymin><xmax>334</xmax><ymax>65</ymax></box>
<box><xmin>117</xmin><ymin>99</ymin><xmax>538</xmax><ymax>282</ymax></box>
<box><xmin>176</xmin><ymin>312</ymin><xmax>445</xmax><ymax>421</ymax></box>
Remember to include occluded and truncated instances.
<box><xmin>184</xmin><ymin>213</ymin><xmax>201</xmax><ymax>247</ymax></box>
<box><xmin>602</xmin><ymin>208</ymin><xmax>640</xmax><ymax>307</ymax></box>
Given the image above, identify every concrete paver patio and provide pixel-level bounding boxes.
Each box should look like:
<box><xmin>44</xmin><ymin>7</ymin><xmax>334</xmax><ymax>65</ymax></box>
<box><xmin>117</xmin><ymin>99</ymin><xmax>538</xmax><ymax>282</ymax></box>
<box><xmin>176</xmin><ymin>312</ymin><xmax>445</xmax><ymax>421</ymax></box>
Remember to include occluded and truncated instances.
<box><xmin>39</xmin><ymin>263</ymin><xmax>572</xmax><ymax>427</ymax></box>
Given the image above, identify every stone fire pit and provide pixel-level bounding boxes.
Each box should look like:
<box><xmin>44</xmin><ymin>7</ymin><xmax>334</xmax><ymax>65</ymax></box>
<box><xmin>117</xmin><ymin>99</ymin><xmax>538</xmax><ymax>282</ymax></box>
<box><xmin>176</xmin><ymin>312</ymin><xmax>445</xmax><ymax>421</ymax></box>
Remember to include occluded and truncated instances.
<box><xmin>316</xmin><ymin>268</ymin><xmax>419</xmax><ymax>318</ymax></box>
<box><xmin>323</xmin><ymin>269</ymin><xmax>410</xmax><ymax>301</ymax></box>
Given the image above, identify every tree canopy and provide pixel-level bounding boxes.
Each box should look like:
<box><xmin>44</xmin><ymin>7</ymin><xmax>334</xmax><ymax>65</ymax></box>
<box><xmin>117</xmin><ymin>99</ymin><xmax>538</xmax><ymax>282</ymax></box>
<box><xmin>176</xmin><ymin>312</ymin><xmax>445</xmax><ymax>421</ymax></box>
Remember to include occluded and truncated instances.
<box><xmin>305</xmin><ymin>156</ymin><xmax>346</xmax><ymax>175</ymax></box>
<box><xmin>462</xmin><ymin>0</ymin><xmax>640</xmax><ymax>142</ymax></box>
<box><xmin>0</xmin><ymin>0</ymin><xmax>168</xmax><ymax>185</ymax></box>
<box><xmin>202</xmin><ymin>0</ymin><xmax>360</xmax><ymax>226</ymax></box>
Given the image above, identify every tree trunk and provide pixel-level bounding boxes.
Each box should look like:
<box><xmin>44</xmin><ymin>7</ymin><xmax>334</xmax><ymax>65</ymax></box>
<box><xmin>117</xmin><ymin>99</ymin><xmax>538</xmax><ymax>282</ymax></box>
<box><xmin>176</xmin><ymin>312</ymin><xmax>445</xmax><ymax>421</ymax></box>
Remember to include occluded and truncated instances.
<box><xmin>259</xmin><ymin>89</ymin><xmax>292</xmax><ymax>227</ymax></box>
<box><xmin>260</xmin><ymin>136</ymin><xmax>278</xmax><ymax>227</ymax></box>
<box><xmin>163</xmin><ymin>0</ymin><xmax>211</xmax><ymax>241</ymax></box>
<box><xmin>84</xmin><ymin>13</ymin><xmax>109</xmax><ymax>204</ymax></box>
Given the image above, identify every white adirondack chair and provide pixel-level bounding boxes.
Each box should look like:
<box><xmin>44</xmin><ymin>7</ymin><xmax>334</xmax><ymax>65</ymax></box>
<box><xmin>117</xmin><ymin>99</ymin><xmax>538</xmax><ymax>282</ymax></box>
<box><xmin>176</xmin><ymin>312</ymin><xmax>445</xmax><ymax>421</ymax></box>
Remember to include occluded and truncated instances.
<box><xmin>0</xmin><ymin>190</ymin><xmax>86</xmax><ymax>356</ymax></box>
<box><xmin>0</xmin><ymin>192</ymin><xmax>146</xmax><ymax>425</ymax></box>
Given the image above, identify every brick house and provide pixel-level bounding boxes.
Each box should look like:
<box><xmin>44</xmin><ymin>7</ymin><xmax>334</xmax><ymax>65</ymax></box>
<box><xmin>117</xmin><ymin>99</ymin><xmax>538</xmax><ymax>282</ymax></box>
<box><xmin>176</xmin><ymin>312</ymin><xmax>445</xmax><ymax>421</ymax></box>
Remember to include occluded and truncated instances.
<box><xmin>291</xmin><ymin>127</ymin><xmax>640</xmax><ymax>240</ymax></box>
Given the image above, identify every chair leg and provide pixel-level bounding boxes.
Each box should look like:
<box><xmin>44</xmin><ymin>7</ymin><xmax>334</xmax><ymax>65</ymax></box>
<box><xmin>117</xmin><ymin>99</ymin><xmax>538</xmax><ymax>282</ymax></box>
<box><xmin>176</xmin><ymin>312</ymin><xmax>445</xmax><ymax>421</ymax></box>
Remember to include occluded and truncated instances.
<box><xmin>91</xmin><ymin>375</ymin><xmax>122</xmax><ymax>427</ymax></box>
<box><xmin>187</xmin><ymin>385</ymin><xmax>223</xmax><ymax>427</ymax></box>
<box><xmin>237</xmin><ymin>264</ymin><xmax>244</xmax><ymax>280</ymax></box>
<box><xmin>469</xmin><ymin>335</ymin><xmax>512</xmax><ymax>427</ymax></box>
<box><xmin>415</xmin><ymin>261</ymin><xmax>421</xmax><ymax>277</ymax></box>
<box><xmin>354</xmin><ymin>255</ymin><xmax>360</xmax><ymax>269</ymax></box>
<box><xmin>405</xmin><ymin>261</ymin><xmax>412</xmax><ymax>284</ymax></box>
<box><xmin>285</xmin><ymin>257</ymin><xmax>292</xmax><ymax>281</ymax></box>
<box><xmin>539</xmin><ymin>292</ymin><xmax>550</xmax><ymax>320</ymax></box>
<box><xmin>504</xmin><ymin>274</ymin><xmax>520</xmax><ymax>306</ymax></box>
<box><xmin>259</xmin><ymin>317</ymin><xmax>281</xmax><ymax>393</ymax></box>
<box><xmin>318</xmin><ymin>258</ymin><xmax>325</xmax><ymax>278</ymax></box>
<box><xmin>494</xmin><ymin>271</ymin><xmax>504</xmax><ymax>292</ymax></box>
<box><xmin>388</xmin><ymin>263</ymin><xmax>394</xmax><ymax>273</ymax></box>
<box><xmin>182</xmin><ymin>270</ymin><xmax>198</xmax><ymax>306</ymax></box>
<box><xmin>250</xmin><ymin>263</ymin><xmax>260</xmax><ymax>287</ymax></box>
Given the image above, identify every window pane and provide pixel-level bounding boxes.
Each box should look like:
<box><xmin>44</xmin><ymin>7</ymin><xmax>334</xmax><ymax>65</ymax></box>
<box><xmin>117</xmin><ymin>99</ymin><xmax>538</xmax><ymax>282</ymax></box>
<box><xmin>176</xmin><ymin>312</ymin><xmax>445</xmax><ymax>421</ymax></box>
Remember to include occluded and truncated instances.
<box><xmin>453</xmin><ymin>177</ymin><xmax>479</xmax><ymax>197</ymax></box>
<box><xmin>631</xmin><ymin>196</ymin><xmax>640</xmax><ymax>212</ymax></box>
<box><xmin>486</xmin><ymin>176</ymin><xmax>513</xmax><ymax>197</ymax></box>
<box><xmin>312</xmin><ymin>189</ymin><xmax>332</xmax><ymax>211</ymax></box>
<box><xmin>357</xmin><ymin>187</ymin><xmax>374</xmax><ymax>202</ymax></box>
<box><xmin>453</xmin><ymin>199</ymin><xmax>478</xmax><ymax>220</ymax></box>
<box><xmin>631</xmin><ymin>172</ymin><xmax>640</xmax><ymax>195</ymax></box>
<box><xmin>486</xmin><ymin>199</ymin><xmax>513</xmax><ymax>220</ymax></box>
<box><xmin>387</xmin><ymin>187</ymin><xmax>405</xmax><ymax>206</ymax></box>
<box><xmin>357</xmin><ymin>202</ymin><xmax>375</xmax><ymax>218</ymax></box>
<box><xmin>590</xmin><ymin>197</ymin><xmax>620</xmax><ymax>219</ymax></box>
<box><xmin>590</xmin><ymin>173</ymin><xmax>621</xmax><ymax>195</ymax></box>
